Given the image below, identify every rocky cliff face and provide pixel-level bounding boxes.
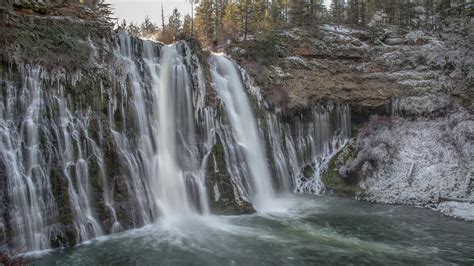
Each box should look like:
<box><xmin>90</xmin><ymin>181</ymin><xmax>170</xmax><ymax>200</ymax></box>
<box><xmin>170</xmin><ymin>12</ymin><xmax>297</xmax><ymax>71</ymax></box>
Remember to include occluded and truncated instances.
<box><xmin>228</xmin><ymin>20</ymin><xmax>473</xmax><ymax>220</ymax></box>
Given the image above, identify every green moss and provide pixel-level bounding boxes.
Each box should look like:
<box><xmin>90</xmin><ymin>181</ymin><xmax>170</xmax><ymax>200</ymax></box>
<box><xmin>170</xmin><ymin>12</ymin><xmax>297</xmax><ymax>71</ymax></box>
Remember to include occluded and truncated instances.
<box><xmin>303</xmin><ymin>165</ymin><xmax>314</xmax><ymax>179</ymax></box>
<box><xmin>50</xmin><ymin>166</ymin><xmax>76</xmax><ymax>230</ymax></box>
<box><xmin>64</xmin><ymin>227</ymin><xmax>77</xmax><ymax>246</ymax></box>
<box><xmin>90</xmin><ymin>172</ymin><xmax>103</xmax><ymax>191</ymax></box>
<box><xmin>58</xmin><ymin>213</ymin><xmax>74</xmax><ymax>225</ymax></box>
<box><xmin>209</xmin><ymin>142</ymin><xmax>226</xmax><ymax>183</ymax></box>
<box><xmin>321</xmin><ymin>141</ymin><xmax>361</xmax><ymax>196</ymax></box>
<box><xmin>5</xmin><ymin>12</ymin><xmax>95</xmax><ymax>70</ymax></box>
<box><xmin>51</xmin><ymin>168</ymin><xmax>70</xmax><ymax>205</ymax></box>
<box><xmin>350</xmin><ymin>124</ymin><xmax>359</xmax><ymax>138</ymax></box>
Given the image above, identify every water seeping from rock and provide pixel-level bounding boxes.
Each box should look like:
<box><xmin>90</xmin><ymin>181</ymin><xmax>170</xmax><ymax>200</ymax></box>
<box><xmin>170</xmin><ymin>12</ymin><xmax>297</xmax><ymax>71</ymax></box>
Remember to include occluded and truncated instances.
<box><xmin>0</xmin><ymin>66</ymin><xmax>55</xmax><ymax>252</ymax></box>
<box><xmin>265</xmin><ymin>104</ymin><xmax>351</xmax><ymax>194</ymax></box>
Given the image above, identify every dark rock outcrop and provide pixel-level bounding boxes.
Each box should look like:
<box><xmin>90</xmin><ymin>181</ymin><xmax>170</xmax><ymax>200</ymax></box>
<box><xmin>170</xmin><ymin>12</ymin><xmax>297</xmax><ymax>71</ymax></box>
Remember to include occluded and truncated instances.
<box><xmin>206</xmin><ymin>135</ymin><xmax>255</xmax><ymax>215</ymax></box>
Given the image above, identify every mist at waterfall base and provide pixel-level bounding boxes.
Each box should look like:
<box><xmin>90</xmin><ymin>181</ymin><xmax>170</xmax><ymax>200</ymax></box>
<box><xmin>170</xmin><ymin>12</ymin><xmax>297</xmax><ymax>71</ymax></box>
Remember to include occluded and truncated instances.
<box><xmin>36</xmin><ymin>196</ymin><xmax>474</xmax><ymax>265</ymax></box>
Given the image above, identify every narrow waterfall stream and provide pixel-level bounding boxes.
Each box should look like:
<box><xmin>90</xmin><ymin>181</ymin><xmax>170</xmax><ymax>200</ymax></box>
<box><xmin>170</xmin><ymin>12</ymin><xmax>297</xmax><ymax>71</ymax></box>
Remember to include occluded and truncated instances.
<box><xmin>209</xmin><ymin>55</ymin><xmax>276</xmax><ymax>211</ymax></box>
<box><xmin>155</xmin><ymin>45</ymin><xmax>203</xmax><ymax>218</ymax></box>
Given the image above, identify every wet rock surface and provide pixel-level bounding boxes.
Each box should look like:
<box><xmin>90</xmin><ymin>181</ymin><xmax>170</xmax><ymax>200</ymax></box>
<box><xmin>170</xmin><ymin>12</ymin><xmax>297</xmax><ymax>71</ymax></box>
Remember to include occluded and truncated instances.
<box><xmin>206</xmin><ymin>136</ymin><xmax>255</xmax><ymax>215</ymax></box>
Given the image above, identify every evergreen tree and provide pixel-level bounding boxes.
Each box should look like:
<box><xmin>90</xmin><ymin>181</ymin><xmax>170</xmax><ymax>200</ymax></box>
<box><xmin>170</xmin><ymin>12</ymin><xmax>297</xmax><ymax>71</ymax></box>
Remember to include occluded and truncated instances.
<box><xmin>290</xmin><ymin>0</ymin><xmax>310</xmax><ymax>26</ymax></box>
<box><xmin>168</xmin><ymin>8</ymin><xmax>182</xmax><ymax>35</ymax></box>
<box><xmin>189</xmin><ymin>0</ymin><xmax>200</xmax><ymax>38</ymax></box>
<box><xmin>348</xmin><ymin>0</ymin><xmax>360</xmax><ymax>25</ymax></box>
<box><xmin>182</xmin><ymin>14</ymin><xmax>193</xmax><ymax>39</ymax></box>
<box><xmin>331</xmin><ymin>0</ymin><xmax>346</xmax><ymax>25</ymax></box>
<box><xmin>195</xmin><ymin>0</ymin><xmax>215</xmax><ymax>44</ymax></box>
<box><xmin>126</xmin><ymin>22</ymin><xmax>141</xmax><ymax>36</ymax></box>
<box><xmin>223</xmin><ymin>2</ymin><xmax>240</xmax><ymax>40</ymax></box>
<box><xmin>140</xmin><ymin>16</ymin><xmax>157</xmax><ymax>37</ymax></box>
<box><xmin>239</xmin><ymin>0</ymin><xmax>252</xmax><ymax>41</ymax></box>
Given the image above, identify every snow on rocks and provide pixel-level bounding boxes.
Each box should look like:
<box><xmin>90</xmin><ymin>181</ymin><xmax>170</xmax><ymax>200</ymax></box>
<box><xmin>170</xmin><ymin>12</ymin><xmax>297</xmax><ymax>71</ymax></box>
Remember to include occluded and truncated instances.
<box><xmin>438</xmin><ymin>202</ymin><xmax>474</xmax><ymax>221</ymax></box>
<box><xmin>284</xmin><ymin>56</ymin><xmax>308</xmax><ymax>68</ymax></box>
<box><xmin>353</xmin><ymin>111</ymin><xmax>474</xmax><ymax>220</ymax></box>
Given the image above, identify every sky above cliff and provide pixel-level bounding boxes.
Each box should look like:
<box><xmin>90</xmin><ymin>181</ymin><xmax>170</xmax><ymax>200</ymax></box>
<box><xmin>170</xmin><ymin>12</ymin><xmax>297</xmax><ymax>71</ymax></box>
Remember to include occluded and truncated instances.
<box><xmin>107</xmin><ymin>1</ymin><xmax>191</xmax><ymax>25</ymax></box>
<box><xmin>107</xmin><ymin>0</ymin><xmax>332</xmax><ymax>25</ymax></box>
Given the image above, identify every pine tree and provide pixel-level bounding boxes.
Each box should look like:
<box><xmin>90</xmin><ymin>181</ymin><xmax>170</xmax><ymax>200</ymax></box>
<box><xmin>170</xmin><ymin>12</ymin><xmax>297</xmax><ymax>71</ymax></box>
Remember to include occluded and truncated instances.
<box><xmin>331</xmin><ymin>0</ymin><xmax>345</xmax><ymax>25</ymax></box>
<box><xmin>348</xmin><ymin>0</ymin><xmax>360</xmax><ymax>25</ymax></box>
<box><xmin>94</xmin><ymin>0</ymin><xmax>114</xmax><ymax>24</ymax></box>
<box><xmin>182</xmin><ymin>14</ymin><xmax>193</xmax><ymax>39</ymax></box>
<box><xmin>240</xmin><ymin>0</ymin><xmax>252</xmax><ymax>41</ymax></box>
<box><xmin>195</xmin><ymin>0</ymin><xmax>215</xmax><ymax>44</ymax></box>
<box><xmin>188</xmin><ymin>0</ymin><xmax>199</xmax><ymax>38</ymax></box>
<box><xmin>126</xmin><ymin>22</ymin><xmax>141</xmax><ymax>36</ymax></box>
<box><xmin>223</xmin><ymin>2</ymin><xmax>240</xmax><ymax>41</ymax></box>
<box><xmin>290</xmin><ymin>0</ymin><xmax>310</xmax><ymax>26</ymax></box>
<box><xmin>140</xmin><ymin>16</ymin><xmax>157</xmax><ymax>37</ymax></box>
<box><xmin>168</xmin><ymin>8</ymin><xmax>182</xmax><ymax>35</ymax></box>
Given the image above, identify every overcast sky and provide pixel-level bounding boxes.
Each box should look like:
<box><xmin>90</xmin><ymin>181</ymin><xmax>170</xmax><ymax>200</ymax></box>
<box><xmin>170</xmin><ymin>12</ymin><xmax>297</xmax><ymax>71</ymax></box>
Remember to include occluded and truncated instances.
<box><xmin>107</xmin><ymin>0</ymin><xmax>332</xmax><ymax>25</ymax></box>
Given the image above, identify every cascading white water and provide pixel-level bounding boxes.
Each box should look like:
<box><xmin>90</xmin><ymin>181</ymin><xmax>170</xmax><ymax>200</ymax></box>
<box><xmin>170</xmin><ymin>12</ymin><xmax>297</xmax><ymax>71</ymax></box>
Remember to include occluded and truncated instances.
<box><xmin>209</xmin><ymin>55</ymin><xmax>275</xmax><ymax>211</ymax></box>
<box><xmin>154</xmin><ymin>45</ymin><xmax>194</xmax><ymax>218</ymax></box>
<box><xmin>0</xmin><ymin>66</ymin><xmax>119</xmax><ymax>251</ymax></box>
<box><xmin>266</xmin><ymin>114</ymin><xmax>292</xmax><ymax>191</ymax></box>
<box><xmin>0</xmin><ymin>32</ymin><xmax>352</xmax><ymax>254</ymax></box>
<box><xmin>54</xmin><ymin>86</ymin><xmax>104</xmax><ymax>242</ymax></box>
<box><xmin>264</xmin><ymin>105</ymin><xmax>351</xmax><ymax>194</ymax></box>
<box><xmin>0</xmin><ymin>67</ymin><xmax>53</xmax><ymax>252</ymax></box>
<box><xmin>114</xmin><ymin>35</ymin><xmax>209</xmax><ymax>222</ymax></box>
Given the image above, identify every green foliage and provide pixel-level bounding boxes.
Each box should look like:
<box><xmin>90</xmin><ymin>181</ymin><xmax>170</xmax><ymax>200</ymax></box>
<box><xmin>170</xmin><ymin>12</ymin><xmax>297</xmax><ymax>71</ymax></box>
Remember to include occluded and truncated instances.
<box><xmin>168</xmin><ymin>8</ymin><xmax>182</xmax><ymax>34</ymax></box>
<box><xmin>321</xmin><ymin>145</ymin><xmax>361</xmax><ymax>196</ymax></box>
<box><xmin>195</xmin><ymin>0</ymin><xmax>216</xmax><ymax>44</ymax></box>
<box><xmin>140</xmin><ymin>16</ymin><xmax>157</xmax><ymax>37</ymax></box>
<box><xmin>182</xmin><ymin>14</ymin><xmax>193</xmax><ymax>39</ymax></box>
<box><xmin>247</xmin><ymin>30</ymin><xmax>279</xmax><ymax>63</ymax></box>
<box><xmin>4</xmin><ymin>12</ymin><xmax>97</xmax><ymax>70</ymax></box>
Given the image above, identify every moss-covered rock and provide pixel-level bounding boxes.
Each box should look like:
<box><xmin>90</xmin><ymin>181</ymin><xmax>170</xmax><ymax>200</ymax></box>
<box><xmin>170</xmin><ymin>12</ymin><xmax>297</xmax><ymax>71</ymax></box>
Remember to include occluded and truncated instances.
<box><xmin>321</xmin><ymin>138</ymin><xmax>361</xmax><ymax>196</ymax></box>
<box><xmin>49</xmin><ymin>165</ymin><xmax>76</xmax><ymax>247</ymax></box>
<box><xmin>2</xmin><ymin>4</ymin><xmax>113</xmax><ymax>71</ymax></box>
<box><xmin>303</xmin><ymin>165</ymin><xmax>314</xmax><ymax>179</ymax></box>
<box><xmin>206</xmin><ymin>135</ymin><xmax>255</xmax><ymax>215</ymax></box>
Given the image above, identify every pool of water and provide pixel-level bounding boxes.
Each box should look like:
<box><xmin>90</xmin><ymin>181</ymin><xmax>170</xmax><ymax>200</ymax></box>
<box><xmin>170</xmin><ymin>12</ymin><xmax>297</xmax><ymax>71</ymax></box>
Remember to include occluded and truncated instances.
<box><xmin>34</xmin><ymin>195</ymin><xmax>474</xmax><ymax>265</ymax></box>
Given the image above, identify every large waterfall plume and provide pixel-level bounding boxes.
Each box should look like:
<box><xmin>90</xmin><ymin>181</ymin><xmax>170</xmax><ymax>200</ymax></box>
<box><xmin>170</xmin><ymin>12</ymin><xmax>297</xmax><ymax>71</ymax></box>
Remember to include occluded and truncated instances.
<box><xmin>114</xmin><ymin>35</ymin><xmax>210</xmax><ymax>222</ymax></box>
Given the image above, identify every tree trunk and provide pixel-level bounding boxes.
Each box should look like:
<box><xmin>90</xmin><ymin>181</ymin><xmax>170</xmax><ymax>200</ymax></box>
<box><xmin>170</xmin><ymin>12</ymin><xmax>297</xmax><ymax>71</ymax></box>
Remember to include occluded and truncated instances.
<box><xmin>191</xmin><ymin>1</ymin><xmax>194</xmax><ymax>38</ymax></box>
<box><xmin>244</xmin><ymin>1</ymin><xmax>249</xmax><ymax>41</ymax></box>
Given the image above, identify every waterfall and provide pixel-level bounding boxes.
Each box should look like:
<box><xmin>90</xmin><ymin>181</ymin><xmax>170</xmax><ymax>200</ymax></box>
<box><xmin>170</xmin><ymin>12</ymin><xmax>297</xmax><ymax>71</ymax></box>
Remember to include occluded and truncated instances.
<box><xmin>0</xmin><ymin>66</ymin><xmax>54</xmax><ymax>252</ymax></box>
<box><xmin>0</xmin><ymin>32</ymin><xmax>352</xmax><ymax>254</ymax></box>
<box><xmin>155</xmin><ymin>45</ymin><xmax>199</xmax><ymax>218</ymax></box>
<box><xmin>266</xmin><ymin>114</ymin><xmax>292</xmax><ymax>191</ymax></box>
<box><xmin>114</xmin><ymin>35</ymin><xmax>209</xmax><ymax>221</ymax></box>
<box><xmin>209</xmin><ymin>55</ymin><xmax>275</xmax><ymax>211</ymax></box>
<box><xmin>264</xmin><ymin>105</ymin><xmax>351</xmax><ymax>194</ymax></box>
